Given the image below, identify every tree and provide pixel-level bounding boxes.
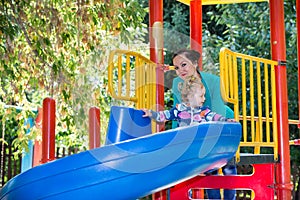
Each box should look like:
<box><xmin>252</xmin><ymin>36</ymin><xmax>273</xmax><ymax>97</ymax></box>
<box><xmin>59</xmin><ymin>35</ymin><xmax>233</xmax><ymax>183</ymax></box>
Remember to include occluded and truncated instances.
<box><xmin>0</xmin><ymin>0</ymin><xmax>147</xmax><ymax>152</ymax></box>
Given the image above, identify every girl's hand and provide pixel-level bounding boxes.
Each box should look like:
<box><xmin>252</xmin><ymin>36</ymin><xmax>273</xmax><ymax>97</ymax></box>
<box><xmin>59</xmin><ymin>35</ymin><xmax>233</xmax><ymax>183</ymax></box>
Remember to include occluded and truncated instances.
<box><xmin>141</xmin><ymin>109</ymin><xmax>152</xmax><ymax>117</ymax></box>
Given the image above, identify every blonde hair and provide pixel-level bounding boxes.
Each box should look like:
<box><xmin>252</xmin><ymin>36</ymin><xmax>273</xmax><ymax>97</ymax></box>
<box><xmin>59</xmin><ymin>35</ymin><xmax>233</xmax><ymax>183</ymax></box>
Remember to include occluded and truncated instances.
<box><xmin>179</xmin><ymin>75</ymin><xmax>204</xmax><ymax>103</ymax></box>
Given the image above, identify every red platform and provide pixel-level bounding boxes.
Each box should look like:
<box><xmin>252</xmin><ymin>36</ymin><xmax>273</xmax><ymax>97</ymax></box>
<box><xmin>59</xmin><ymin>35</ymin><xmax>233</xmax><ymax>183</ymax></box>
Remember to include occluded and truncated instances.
<box><xmin>168</xmin><ymin>163</ymin><xmax>275</xmax><ymax>200</ymax></box>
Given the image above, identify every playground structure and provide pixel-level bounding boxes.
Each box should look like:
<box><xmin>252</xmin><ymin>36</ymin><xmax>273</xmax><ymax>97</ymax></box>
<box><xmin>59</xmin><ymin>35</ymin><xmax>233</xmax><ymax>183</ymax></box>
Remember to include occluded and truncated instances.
<box><xmin>1</xmin><ymin>0</ymin><xmax>300</xmax><ymax>199</ymax></box>
<box><xmin>108</xmin><ymin>0</ymin><xmax>300</xmax><ymax>199</ymax></box>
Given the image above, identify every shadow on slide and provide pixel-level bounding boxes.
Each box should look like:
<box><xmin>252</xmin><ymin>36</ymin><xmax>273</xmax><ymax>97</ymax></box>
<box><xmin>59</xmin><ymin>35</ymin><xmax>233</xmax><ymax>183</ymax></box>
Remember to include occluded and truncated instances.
<box><xmin>0</xmin><ymin>106</ymin><xmax>241</xmax><ymax>200</ymax></box>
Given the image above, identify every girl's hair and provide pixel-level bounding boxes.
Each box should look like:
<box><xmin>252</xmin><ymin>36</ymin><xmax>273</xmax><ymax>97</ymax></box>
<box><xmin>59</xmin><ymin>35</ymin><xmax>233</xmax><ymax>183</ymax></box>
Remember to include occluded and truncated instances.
<box><xmin>172</xmin><ymin>49</ymin><xmax>201</xmax><ymax>65</ymax></box>
<box><xmin>179</xmin><ymin>75</ymin><xmax>204</xmax><ymax>102</ymax></box>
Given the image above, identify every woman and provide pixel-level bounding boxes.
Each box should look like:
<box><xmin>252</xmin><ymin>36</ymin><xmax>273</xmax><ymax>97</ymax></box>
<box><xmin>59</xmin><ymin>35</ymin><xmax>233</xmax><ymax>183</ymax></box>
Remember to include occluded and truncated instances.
<box><xmin>172</xmin><ymin>49</ymin><xmax>233</xmax><ymax>125</ymax></box>
<box><xmin>171</xmin><ymin>49</ymin><xmax>237</xmax><ymax>200</ymax></box>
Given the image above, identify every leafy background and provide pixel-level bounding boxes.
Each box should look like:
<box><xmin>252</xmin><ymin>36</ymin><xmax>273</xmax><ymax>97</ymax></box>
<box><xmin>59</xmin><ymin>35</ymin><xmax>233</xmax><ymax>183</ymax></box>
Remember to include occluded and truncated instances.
<box><xmin>1</xmin><ymin>0</ymin><xmax>299</xmax><ymax>198</ymax></box>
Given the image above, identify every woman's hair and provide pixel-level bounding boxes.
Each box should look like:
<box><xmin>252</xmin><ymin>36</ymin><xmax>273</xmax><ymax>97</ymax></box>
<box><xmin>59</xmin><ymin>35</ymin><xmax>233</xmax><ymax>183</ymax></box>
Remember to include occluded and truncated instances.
<box><xmin>172</xmin><ymin>49</ymin><xmax>201</xmax><ymax>65</ymax></box>
<box><xmin>179</xmin><ymin>75</ymin><xmax>204</xmax><ymax>102</ymax></box>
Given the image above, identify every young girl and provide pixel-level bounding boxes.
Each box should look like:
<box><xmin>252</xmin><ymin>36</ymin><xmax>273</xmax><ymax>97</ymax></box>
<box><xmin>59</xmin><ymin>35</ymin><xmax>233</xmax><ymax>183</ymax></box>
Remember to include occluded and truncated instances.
<box><xmin>142</xmin><ymin>75</ymin><xmax>232</xmax><ymax>126</ymax></box>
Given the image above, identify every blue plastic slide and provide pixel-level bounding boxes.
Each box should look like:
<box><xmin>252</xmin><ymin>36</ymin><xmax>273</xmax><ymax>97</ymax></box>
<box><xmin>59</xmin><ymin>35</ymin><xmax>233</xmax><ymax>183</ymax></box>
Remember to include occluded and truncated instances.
<box><xmin>0</xmin><ymin>106</ymin><xmax>241</xmax><ymax>200</ymax></box>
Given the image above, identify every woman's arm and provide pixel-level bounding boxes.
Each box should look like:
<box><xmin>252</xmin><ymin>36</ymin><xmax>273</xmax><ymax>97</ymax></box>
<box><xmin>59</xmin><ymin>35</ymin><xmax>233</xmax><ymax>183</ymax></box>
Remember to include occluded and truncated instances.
<box><xmin>201</xmin><ymin>72</ymin><xmax>232</xmax><ymax>117</ymax></box>
<box><xmin>172</xmin><ymin>77</ymin><xmax>183</xmax><ymax>106</ymax></box>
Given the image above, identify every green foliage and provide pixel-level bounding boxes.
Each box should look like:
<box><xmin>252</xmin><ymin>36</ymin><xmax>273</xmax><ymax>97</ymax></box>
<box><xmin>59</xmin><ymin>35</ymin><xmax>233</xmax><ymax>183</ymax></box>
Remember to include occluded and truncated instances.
<box><xmin>0</xmin><ymin>104</ymin><xmax>38</xmax><ymax>155</ymax></box>
<box><xmin>203</xmin><ymin>3</ymin><xmax>272</xmax><ymax>74</ymax></box>
<box><xmin>162</xmin><ymin>1</ymin><xmax>190</xmax><ymax>100</ymax></box>
<box><xmin>0</xmin><ymin>0</ymin><xmax>147</xmax><ymax>152</ymax></box>
<box><xmin>203</xmin><ymin>1</ymin><xmax>298</xmax><ymax>129</ymax></box>
<box><xmin>164</xmin><ymin>1</ymin><xmax>190</xmax><ymax>64</ymax></box>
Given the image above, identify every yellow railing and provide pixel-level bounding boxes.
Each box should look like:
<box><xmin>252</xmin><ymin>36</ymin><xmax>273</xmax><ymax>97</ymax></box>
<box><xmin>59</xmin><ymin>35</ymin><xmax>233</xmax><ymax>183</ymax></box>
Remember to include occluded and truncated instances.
<box><xmin>219</xmin><ymin>47</ymin><xmax>278</xmax><ymax>162</ymax></box>
<box><xmin>108</xmin><ymin>50</ymin><xmax>157</xmax><ymax>110</ymax></box>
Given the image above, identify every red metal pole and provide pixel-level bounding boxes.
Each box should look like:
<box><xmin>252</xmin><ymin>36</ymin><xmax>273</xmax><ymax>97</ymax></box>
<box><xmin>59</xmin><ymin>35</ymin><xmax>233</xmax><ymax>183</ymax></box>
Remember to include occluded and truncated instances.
<box><xmin>149</xmin><ymin>0</ymin><xmax>163</xmax><ymax>63</ymax></box>
<box><xmin>33</xmin><ymin>107</ymin><xmax>43</xmax><ymax>166</ymax></box>
<box><xmin>33</xmin><ymin>140</ymin><xmax>42</xmax><ymax>167</ymax></box>
<box><xmin>191</xmin><ymin>189</ymin><xmax>204</xmax><ymax>199</ymax></box>
<box><xmin>170</xmin><ymin>164</ymin><xmax>275</xmax><ymax>199</ymax></box>
<box><xmin>269</xmin><ymin>0</ymin><xmax>292</xmax><ymax>199</ymax></box>
<box><xmin>41</xmin><ymin>98</ymin><xmax>56</xmax><ymax>164</ymax></box>
<box><xmin>190</xmin><ymin>2</ymin><xmax>204</xmax><ymax>198</ymax></box>
<box><xmin>149</xmin><ymin>2</ymin><xmax>166</xmax><ymax>200</ymax></box>
<box><xmin>153</xmin><ymin>190</ymin><xmax>167</xmax><ymax>200</ymax></box>
<box><xmin>297</xmin><ymin>0</ymin><xmax>300</xmax><ymax>128</ymax></box>
<box><xmin>89</xmin><ymin>107</ymin><xmax>101</xmax><ymax>149</ymax></box>
<box><xmin>149</xmin><ymin>0</ymin><xmax>165</xmax><ymax>133</ymax></box>
<box><xmin>190</xmin><ymin>0</ymin><xmax>203</xmax><ymax>70</ymax></box>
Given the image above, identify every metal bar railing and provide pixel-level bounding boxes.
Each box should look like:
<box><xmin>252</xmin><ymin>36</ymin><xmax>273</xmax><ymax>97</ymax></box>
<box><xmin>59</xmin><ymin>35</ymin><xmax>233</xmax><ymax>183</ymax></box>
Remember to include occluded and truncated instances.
<box><xmin>220</xmin><ymin>47</ymin><xmax>279</xmax><ymax>162</ymax></box>
<box><xmin>108</xmin><ymin>50</ymin><xmax>156</xmax><ymax>110</ymax></box>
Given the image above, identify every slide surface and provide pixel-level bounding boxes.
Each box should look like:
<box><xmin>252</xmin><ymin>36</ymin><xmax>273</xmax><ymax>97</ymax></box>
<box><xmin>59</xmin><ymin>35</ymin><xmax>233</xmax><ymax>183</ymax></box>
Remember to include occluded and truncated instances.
<box><xmin>0</xmin><ymin>106</ymin><xmax>242</xmax><ymax>200</ymax></box>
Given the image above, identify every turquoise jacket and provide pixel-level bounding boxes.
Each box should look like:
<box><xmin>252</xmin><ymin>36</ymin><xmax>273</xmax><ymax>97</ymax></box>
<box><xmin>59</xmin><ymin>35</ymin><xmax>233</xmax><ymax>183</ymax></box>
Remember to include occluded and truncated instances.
<box><xmin>172</xmin><ymin>71</ymin><xmax>234</xmax><ymax>128</ymax></box>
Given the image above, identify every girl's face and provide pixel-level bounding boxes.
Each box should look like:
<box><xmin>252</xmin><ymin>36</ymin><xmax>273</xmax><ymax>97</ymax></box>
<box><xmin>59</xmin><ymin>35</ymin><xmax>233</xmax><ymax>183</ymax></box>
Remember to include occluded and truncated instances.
<box><xmin>187</xmin><ymin>86</ymin><xmax>206</xmax><ymax>107</ymax></box>
<box><xmin>173</xmin><ymin>54</ymin><xmax>197</xmax><ymax>80</ymax></box>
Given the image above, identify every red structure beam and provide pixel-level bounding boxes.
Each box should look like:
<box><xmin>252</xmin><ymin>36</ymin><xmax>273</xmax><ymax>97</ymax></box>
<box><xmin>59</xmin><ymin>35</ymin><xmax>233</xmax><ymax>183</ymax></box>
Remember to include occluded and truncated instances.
<box><xmin>269</xmin><ymin>0</ymin><xmax>292</xmax><ymax>199</ymax></box>
<box><xmin>41</xmin><ymin>98</ymin><xmax>56</xmax><ymax>164</ymax></box>
<box><xmin>189</xmin><ymin>1</ymin><xmax>204</xmax><ymax>198</ymax></box>
<box><xmin>190</xmin><ymin>0</ymin><xmax>203</xmax><ymax>70</ymax></box>
<box><xmin>33</xmin><ymin>140</ymin><xmax>42</xmax><ymax>167</ymax></box>
<box><xmin>89</xmin><ymin>107</ymin><xmax>101</xmax><ymax>149</ymax></box>
<box><xmin>169</xmin><ymin>164</ymin><xmax>275</xmax><ymax>200</ymax></box>
<box><xmin>297</xmin><ymin>0</ymin><xmax>300</xmax><ymax>128</ymax></box>
<box><xmin>149</xmin><ymin>1</ymin><xmax>166</xmax><ymax>199</ymax></box>
<box><xmin>33</xmin><ymin>107</ymin><xmax>43</xmax><ymax>166</ymax></box>
<box><xmin>149</xmin><ymin>0</ymin><xmax>164</xmax><ymax>133</ymax></box>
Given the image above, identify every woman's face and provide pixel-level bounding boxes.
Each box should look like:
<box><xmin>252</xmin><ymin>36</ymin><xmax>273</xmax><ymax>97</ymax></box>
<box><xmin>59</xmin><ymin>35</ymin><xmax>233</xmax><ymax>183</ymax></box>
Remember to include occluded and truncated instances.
<box><xmin>173</xmin><ymin>54</ymin><xmax>197</xmax><ymax>80</ymax></box>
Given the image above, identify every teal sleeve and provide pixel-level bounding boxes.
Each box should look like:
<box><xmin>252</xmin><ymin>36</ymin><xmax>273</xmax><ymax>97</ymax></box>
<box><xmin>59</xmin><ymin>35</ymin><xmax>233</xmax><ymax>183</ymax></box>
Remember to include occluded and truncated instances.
<box><xmin>225</xmin><ymin>105</ymin><xmax>234</xmax><ymax>118</ymax></box>
<box><xmin>201</xmin><ymin>72</ymin><xmax>233</xmax><ymax>118</ymax></box>
<box><xmin>172</xmin><ymin>77</ymin><xmax>183</xmax><ymax>106</ymax></box>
